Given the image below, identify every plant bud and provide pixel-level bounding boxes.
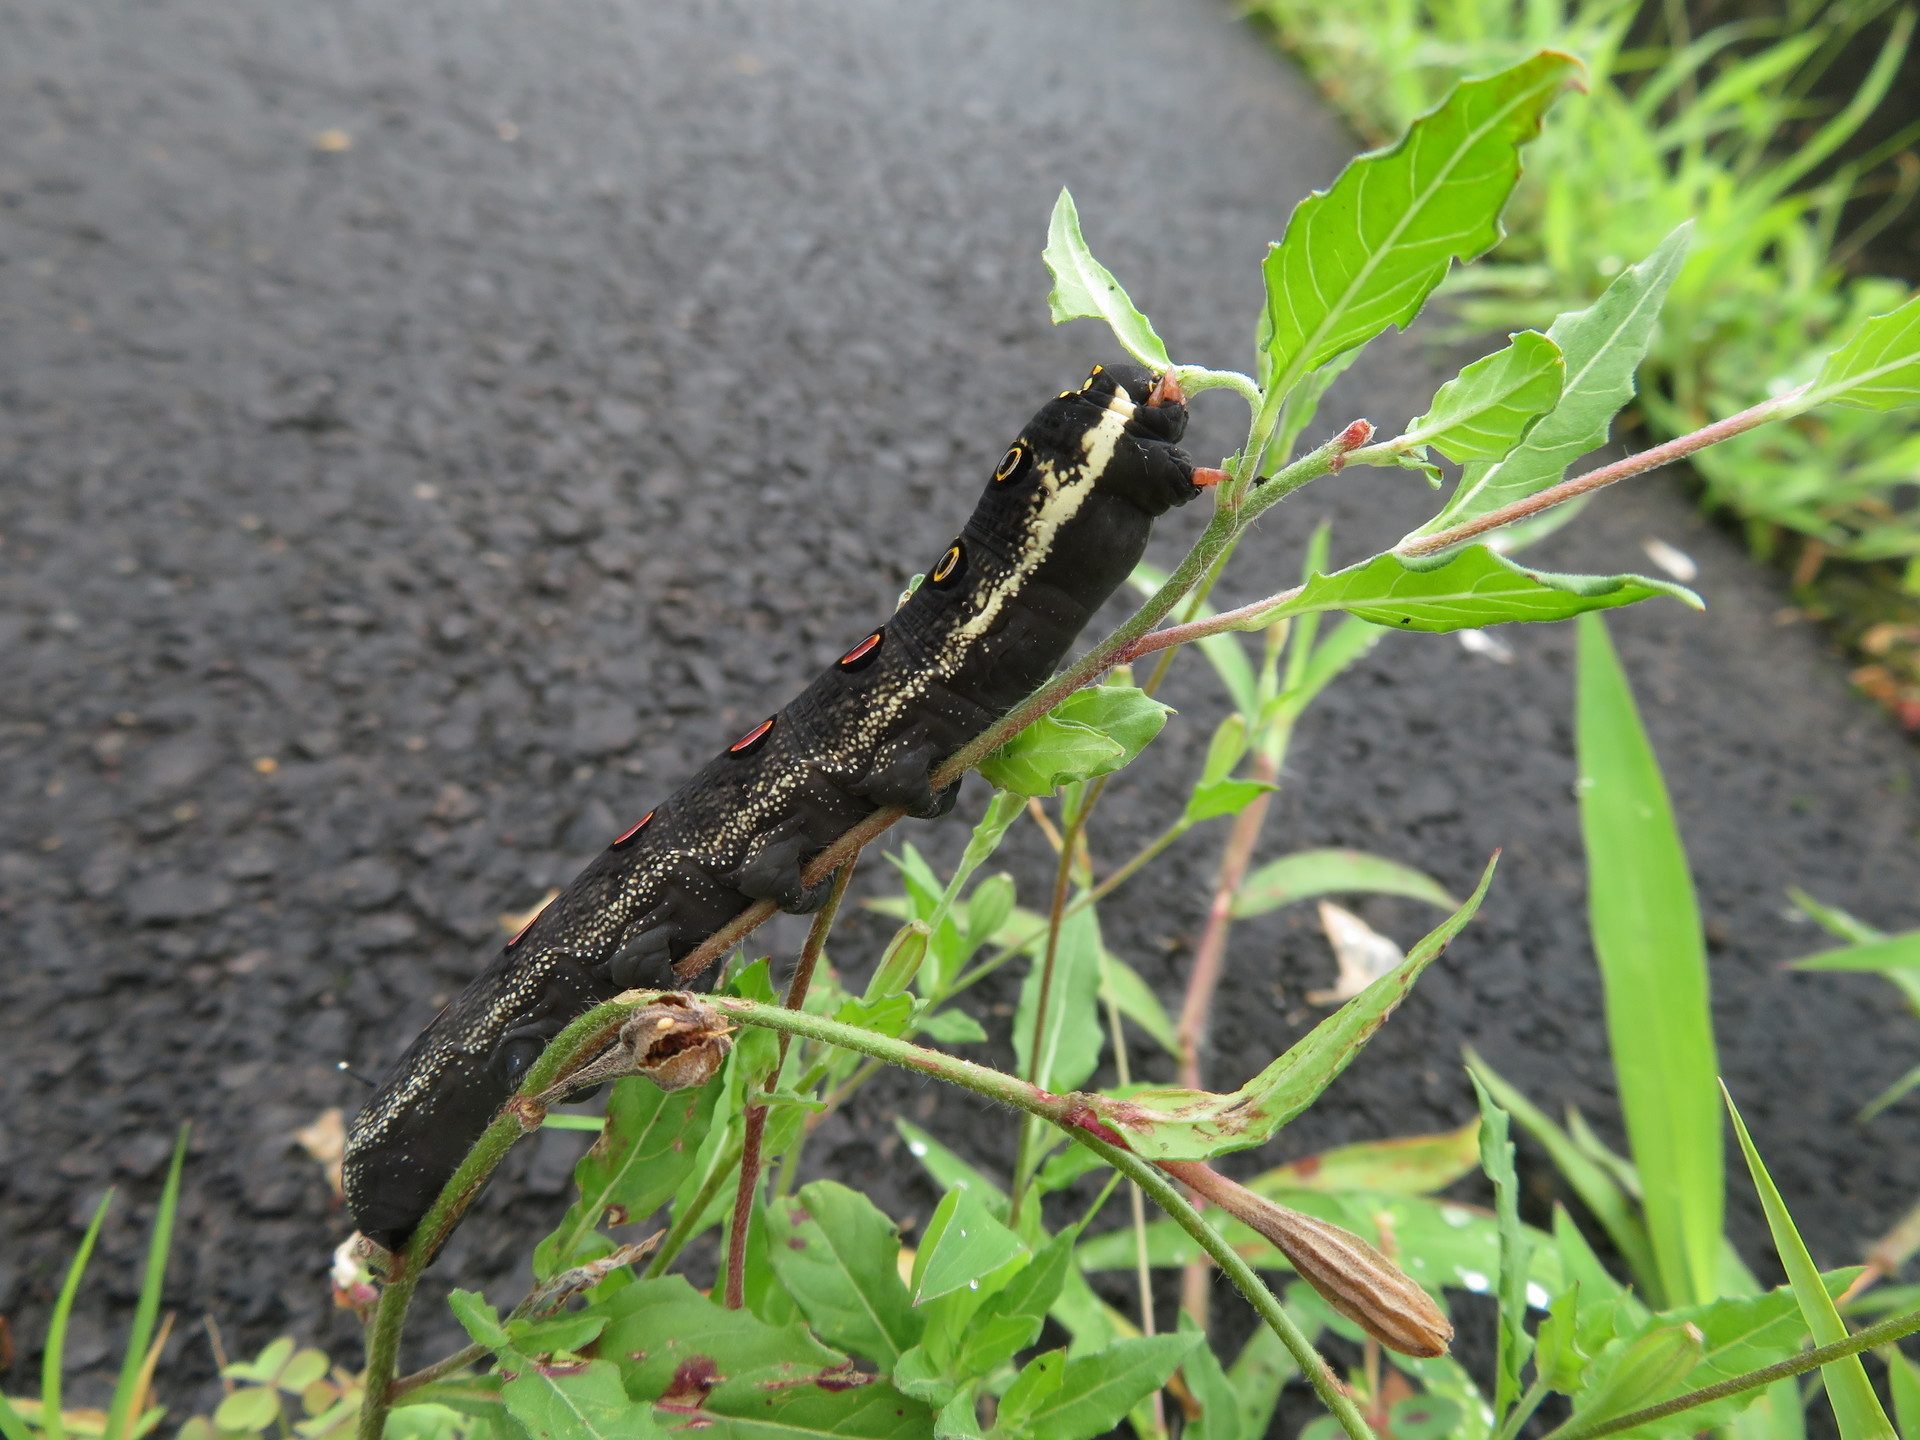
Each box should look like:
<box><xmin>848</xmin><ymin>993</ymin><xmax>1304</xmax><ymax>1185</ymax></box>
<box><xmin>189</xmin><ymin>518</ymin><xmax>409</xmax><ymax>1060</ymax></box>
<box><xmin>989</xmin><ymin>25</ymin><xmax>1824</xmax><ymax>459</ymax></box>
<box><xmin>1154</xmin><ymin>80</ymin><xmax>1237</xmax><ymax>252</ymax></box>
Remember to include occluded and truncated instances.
<box><xmin>1162</xmin><ymin>1159</ymin><xmax>1452</xmax><ymax>1358</ymax></box>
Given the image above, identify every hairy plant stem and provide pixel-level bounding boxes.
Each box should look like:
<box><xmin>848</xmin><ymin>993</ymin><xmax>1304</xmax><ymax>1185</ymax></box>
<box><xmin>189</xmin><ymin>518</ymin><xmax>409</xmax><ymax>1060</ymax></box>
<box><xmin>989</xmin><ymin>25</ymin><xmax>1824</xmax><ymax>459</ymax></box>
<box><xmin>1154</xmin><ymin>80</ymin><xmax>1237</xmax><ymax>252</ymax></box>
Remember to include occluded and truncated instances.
<box><xmin>1542</xmin><ymin>1305</ymin><xmax>1920</xmax><ymax>1440</ymax></box>
<box><xmin>696</xmin><ymin>993</ymin><xmax>1376</xmax><ymax>1440</ymax></box>
<box><xmin>724</xmin><ymin>866</ymin><xmax>852</xmax><ymax>1308</ymax></box>
<box><xmin>1388</xmin><ymin>388</ymin><xmax>1804</xmax><ymax>557</ymax></box>
<box><xmin>356</xmin><ymin>1007</ymin><xmax>626</xmax><ymax>1440</ymax></box>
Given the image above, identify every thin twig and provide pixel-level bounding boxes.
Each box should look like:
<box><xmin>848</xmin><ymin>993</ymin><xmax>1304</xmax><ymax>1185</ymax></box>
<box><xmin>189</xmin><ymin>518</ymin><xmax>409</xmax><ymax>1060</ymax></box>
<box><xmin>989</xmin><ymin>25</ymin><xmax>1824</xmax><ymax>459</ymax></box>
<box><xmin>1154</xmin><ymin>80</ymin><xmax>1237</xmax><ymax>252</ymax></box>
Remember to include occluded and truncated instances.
<box><xmin>1543</xmin><ymin>1305</ymin><xmax>1920</xmax><ymax>1440</ymax></box>
<box><xmin>724</xmin><ymin>866</ymin><xmax>853</xmax><ymax>1308</ymax></box>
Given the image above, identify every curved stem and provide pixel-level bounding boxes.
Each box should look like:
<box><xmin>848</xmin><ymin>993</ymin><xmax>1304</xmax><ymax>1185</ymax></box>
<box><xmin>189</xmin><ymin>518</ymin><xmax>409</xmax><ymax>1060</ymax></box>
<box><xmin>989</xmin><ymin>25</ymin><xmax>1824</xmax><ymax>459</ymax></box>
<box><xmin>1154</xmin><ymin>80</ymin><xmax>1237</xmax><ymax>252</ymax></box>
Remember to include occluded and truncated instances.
<box><xmin>1543</xmin><ymin>1305</ymin><xmax>1920</xmax><ymax>1440</ymax></box>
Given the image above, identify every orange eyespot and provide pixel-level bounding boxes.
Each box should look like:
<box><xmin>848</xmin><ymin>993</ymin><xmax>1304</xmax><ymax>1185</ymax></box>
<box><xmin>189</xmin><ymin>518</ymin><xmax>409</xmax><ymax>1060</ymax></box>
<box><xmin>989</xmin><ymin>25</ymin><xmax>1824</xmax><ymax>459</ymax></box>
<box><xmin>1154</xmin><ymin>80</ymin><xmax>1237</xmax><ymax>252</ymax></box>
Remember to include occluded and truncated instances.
<box><xmin>611</xmin><ymin>810</ymin><xmax>655</xmax><ymax>848</ymax></box>
<box><xmin>930</xmin><ymin>543</ymin><xmax>964</xmax><ymax>587</ymax></box>
<box><xmin>838</xmin><ymin>630</ymin><xmax>884</xmax><ymax>669</ymax></box>
<box><xmin>729</xmin><ymin>717</ymin><xmax>777</xmax><ymax>755</ymax></box>
<box><xmin>993</xmin><ymin>444</ymin><xmax>1028</xmax><ymax>483</ymax></box>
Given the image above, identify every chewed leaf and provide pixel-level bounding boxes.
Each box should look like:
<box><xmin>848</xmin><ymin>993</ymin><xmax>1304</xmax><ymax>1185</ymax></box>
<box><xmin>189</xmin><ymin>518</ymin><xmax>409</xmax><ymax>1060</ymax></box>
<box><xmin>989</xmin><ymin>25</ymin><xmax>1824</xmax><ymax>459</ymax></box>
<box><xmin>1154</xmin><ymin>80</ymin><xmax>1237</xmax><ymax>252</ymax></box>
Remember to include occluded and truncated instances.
<box><xmin>1043</xmin><ymin>190</ymin><xmax>1171</xmax><ymax>370</ymax></box>
<box><xmin>1262</xmin><ymin>547</ymin><xmax>1700</xmax><ymax>633</ymax></box>
<box><xmin>1805</xmin><ymin>292</ymin><xmax>1920</xmax><ymax>412</ymax></box>
<box><xmin>1400</xmin><ymin>330</ymin><xmax>1564</xmax><ymax>464</ymax></box>
<box><xmin>1080</xmin><ymin>858</ymin><xmax>1496</xmax><ymax>1160</ymax></box>
<box><xmin>1258</xmin><ymin>54</ymin><xmax>1579</xmax><ymax>396</ymax></box>
<box><xmin>1403</xmin><ymin>225</ymin><xmax>1690</xmax><ymax>549</ymax></box>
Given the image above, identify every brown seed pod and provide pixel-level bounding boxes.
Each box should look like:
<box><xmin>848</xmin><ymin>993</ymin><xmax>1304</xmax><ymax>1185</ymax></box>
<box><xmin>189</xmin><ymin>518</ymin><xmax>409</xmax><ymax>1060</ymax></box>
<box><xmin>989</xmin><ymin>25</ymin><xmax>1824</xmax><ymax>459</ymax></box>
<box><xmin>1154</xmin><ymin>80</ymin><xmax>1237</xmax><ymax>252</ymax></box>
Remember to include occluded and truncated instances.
<box><xmin>1162</xmin><ymin>1159</ymin><xmax>1453</xmax><ymax>1358</ymax></box>
<box><xmin>530</xmin><ymin>992</ymin><xmax>734</xmax><ymax>1109</ymax></box>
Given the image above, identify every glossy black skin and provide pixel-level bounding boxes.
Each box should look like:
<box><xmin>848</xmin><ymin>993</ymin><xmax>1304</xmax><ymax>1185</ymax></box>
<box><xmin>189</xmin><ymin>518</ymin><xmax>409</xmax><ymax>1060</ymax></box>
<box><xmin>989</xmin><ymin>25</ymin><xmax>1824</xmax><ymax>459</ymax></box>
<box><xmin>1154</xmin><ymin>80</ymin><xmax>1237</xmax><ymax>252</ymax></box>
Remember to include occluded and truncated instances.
<box><xmin>343</xmin><ymin>364</ymin><xmax>1196</xmax><ymax>1252</ymax></box>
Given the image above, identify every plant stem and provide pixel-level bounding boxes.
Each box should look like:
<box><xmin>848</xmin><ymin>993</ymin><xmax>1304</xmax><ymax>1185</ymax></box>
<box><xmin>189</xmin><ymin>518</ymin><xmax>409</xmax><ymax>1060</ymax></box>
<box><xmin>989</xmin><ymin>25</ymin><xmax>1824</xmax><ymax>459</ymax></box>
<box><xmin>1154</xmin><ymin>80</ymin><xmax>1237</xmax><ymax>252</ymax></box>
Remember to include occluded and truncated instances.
<box><xmin>1542</xmin><ymin>1305</ymin><xmax>1920</xmax><ymax>1440</ymax></box>
<box><xmin>699</xmin><ymin>992</ymin><xmax>1375</xmax><ymax>1440</ymax></box>
<box><xmin>644</xmin><ymin>1132</ymin><xmax>744</xmax><ymax>1279</ymax></box>
<box><xmin>1391</xmin><ymin>389</ymin><xmax>1802</xmax><ymax>558</ymax></box>
<box><xmin>724</xmin><ymin>867</ymin><xmax>852</xmax><ymax>1308</ymax></box>
<box><xmin>1010</xmin><ymin>791</ymin><xmax>1091</xmax><ymax>1225</ymax></box>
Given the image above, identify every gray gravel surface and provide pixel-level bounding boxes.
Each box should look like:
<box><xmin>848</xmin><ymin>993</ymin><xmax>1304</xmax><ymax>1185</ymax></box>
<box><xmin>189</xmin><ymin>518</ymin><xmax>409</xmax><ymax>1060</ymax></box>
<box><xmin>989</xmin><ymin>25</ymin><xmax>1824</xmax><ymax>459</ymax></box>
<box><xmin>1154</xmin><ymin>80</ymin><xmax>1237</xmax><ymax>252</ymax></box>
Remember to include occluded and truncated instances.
<box><xmin>3</xmin><ymin>0</ymin><xmax>1918</xmax><ymax>1422</ymax></box>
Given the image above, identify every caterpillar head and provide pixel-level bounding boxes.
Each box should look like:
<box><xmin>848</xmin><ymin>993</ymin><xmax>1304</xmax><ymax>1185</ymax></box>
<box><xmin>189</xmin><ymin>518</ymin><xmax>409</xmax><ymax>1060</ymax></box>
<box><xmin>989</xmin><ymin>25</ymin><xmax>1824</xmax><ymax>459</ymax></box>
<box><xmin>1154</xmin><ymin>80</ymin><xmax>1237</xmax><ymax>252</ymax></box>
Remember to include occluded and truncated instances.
<box><xmin>1028</xmin><ymin>363</ymin><xmax>1199</xmax><ymax>517</ymax></box>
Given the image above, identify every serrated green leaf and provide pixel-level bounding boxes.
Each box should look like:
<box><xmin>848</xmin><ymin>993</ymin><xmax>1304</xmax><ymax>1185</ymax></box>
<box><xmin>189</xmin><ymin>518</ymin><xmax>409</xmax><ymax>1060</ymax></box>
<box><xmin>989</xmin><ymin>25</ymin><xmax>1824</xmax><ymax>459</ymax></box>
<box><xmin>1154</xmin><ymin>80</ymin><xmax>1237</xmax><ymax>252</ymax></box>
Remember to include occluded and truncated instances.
<box><xmin>448</xmin><ymin>1290</ymin><xmax>511</xmax><ymax>1350</ymax></box>
<box><xmin>766</xmin><ymin>1182</ymin><xmax>922</xmax><ymax>1371</ymax></box>
<box><xmin>1400</xmin><ymin>330</ymin><xmax>1564</xmax><ymax>464</ymax></box>
<box><xmin>1577</xmin><ymin>615</ymin><xmax>1722</xmax><ymax>1310</ymax></box>
<box><xmin>1566</xmin><ymin>1324</ymin><xmax>1706</xmax><ymax>1432</ymax></box>
<box><xmin>1805</xmin><ymin>292</ymin><xmax>1920</xmax><ymax>411</ymax></box>
<box><xmin>1082</xmin><ymin>858</ymin><xmax>1494</xmax><ymax>1160</ymax></box>
<box><xmin>1724</xmin><ymin>1090</ymin><xmax>1894</xmax><ymax>1440</ymax></box>
<box><xmin>1405</xmin><ymin>225</ymin><xmax>1689</xmax><ymax>546</ymax></box>
<box><xmin>1267</xmin><ymin>546</ymin><xmax>1700</xmax><ymax>634</ymax></box>
<box><xmin>1042</xmin><ymin>190</ymin><xmax>1170</xmax><ymax>370</ymax></box>
<box><xmin>1233</xmin><ymin>847</ymin><xmax>1457</xmax><ymax>918</ymax></box>
<box><xmin>1471</xmin><ymin>1074</ymin><xmax>1533</xmax><ymax>1419</ymax></box>
<box><xmin>1020</xmin><ymin>1334</ymin><xmax>1201</xmax><ymax>1440</ymax></box>
<box><xmin>1259</xmin><ymin>54</ymin><xmax>1578</xmax><ymax>397</ymax></box>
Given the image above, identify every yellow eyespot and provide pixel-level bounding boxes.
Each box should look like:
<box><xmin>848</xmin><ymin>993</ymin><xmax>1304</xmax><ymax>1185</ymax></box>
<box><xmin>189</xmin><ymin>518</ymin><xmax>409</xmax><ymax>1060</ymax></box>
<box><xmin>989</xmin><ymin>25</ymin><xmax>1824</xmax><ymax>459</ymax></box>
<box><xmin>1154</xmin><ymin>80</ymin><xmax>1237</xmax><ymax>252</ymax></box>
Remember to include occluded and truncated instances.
<box><xmin>931</xmin><ymin>543</ymin><xmax>963</xmax><ymax>585</ymax></box>
<box><xmin>994</xmin><ymin>444</ymin><xmax>1026</xmax><ymax>483</ymax></box>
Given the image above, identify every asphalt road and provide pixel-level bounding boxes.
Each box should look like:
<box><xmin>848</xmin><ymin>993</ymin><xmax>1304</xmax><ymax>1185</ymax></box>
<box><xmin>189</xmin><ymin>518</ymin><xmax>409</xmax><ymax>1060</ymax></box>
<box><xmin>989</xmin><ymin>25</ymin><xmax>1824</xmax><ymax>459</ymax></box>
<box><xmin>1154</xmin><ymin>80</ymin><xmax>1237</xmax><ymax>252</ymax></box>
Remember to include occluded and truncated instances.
<box><xmin>3</xmin><ymin>0</ymin><xmax>1918</xmax><ymax>1419</ymax></box>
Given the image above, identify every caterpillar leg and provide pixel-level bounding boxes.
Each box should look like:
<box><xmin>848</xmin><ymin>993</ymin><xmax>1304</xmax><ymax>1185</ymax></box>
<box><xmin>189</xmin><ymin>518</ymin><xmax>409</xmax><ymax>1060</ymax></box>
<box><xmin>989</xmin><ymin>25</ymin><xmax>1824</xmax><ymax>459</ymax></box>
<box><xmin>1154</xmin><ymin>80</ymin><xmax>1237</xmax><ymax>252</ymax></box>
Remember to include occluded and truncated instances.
<box><xmin>726</xmin><ymin>819</ymin><xmax>837</xmax><ymax>913</ymax></box>
<box><xmin>849</xmin><ymin>727</ymin><xmax>960</xmax><ymax>820</ymax></box>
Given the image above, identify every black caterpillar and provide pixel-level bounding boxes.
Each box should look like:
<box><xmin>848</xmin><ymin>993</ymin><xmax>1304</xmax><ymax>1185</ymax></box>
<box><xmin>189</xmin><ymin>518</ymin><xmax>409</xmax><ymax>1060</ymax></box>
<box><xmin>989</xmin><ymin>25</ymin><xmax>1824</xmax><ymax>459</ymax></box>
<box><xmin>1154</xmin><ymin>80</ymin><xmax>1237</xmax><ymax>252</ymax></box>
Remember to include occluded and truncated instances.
<box><xmin>344</xmin><ymin>364</ymin><xmax>1199</xmax><ymax>1252</ymax></box>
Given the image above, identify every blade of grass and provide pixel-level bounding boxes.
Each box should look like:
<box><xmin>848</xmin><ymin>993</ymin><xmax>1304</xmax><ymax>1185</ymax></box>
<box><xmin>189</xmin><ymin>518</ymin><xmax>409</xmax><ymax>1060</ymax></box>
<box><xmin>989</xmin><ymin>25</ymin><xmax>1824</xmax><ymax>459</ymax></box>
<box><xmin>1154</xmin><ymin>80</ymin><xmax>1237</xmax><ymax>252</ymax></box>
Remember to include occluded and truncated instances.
<box><xmin>105</xmin><ymin>1127</ymin><xmax>188</xmax><ymax>1440</ymax></box>
<box><xmin>44</xmin><ymin>1189</ymin><xmax>115</xmax><ymax>1440</ymax></box>
<box><xmin>1723</xmin><ymin>1085</ymin><xmax>1895</xmax><ymax>1440</ymax></box>
<box><xmin>1575</xmin><ymin>613</ymin><xmax>1722</xmax><ymax>1308</ymax></box>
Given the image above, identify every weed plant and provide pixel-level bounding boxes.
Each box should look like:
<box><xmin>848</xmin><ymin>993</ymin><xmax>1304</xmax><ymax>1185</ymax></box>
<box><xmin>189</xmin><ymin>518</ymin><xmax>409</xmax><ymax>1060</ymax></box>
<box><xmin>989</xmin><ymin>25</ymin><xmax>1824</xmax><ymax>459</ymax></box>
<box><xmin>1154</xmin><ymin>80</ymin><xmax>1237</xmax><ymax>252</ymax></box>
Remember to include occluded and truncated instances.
<box><xmin>9</xmin><ymin>52</ymin><xmax>1920</xmax><ymax>1440</ymax></box>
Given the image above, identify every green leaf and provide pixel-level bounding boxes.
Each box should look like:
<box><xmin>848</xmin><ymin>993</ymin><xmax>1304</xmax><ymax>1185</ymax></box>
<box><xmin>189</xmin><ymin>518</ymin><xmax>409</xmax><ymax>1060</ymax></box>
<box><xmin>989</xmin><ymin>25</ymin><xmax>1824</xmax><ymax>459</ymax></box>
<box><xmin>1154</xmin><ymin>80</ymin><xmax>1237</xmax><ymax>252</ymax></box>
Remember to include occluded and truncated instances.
<box><xmin>1233</xmin><ymin>847</ymin><xmax>1457</xmax><ymax>918</ymax></box>
<box><xmin>1405</xmin><ymin>225</ymin><xmax>1690</xmax><ymax>547</ymax></box>
<box><xmin>1178</xmin><ymin>1314</ymin><xmax>1242</xmax><ymax>1440</ymax></box>
<box><xmin>213</xmin><ymin>1388</ymin><xmax>283</xmax><ymax>1433</ymax></box>
<box><xmin>1258</xmin><ymin>53</ymin><xmax>1578</xmax><ymax>397</ymax></box>
<box><xmin>836</xmin><ymin>993</ymin><xmax>917</xmax><ymax>1040</ymax></box>
<box><xmin>603</xmin><ymin>1276</ymin><xmax>932</xmax><ymax>1440</ymax></box>
<box><xmin>1017</xmin><ymin>1334</ymin><xmax>1201</xmax><ymax>1440</ymax></box>
<box><xmin>106</xmin><ymin>1126</ymin><xmax>187</xmax><ymax>1440</ymax></box>
<box><xmin>1564</xmin><ymin>1323</ymin><xmax>1705</xmax><ymax>1433</ymax></box>
<box><xmin>500</xmin><ymin>1358</ymin><xmax>658</xmax><ymax>1440</ymax></box>
<box><xmin>1805</xmin><ymin>292</ymin><xmax>1920</xmax><ymax>411</ymax></box>
<box><xmin>1789</xmin><ymin>930</ymin><xmax>1920</xmax><ymax>972</ymax></box>
<box><xmin>1227</xmin><ymin>1323</ymin><xmax>1304</xmax><ymax>1440</ymax></box>
<box><xmin>1724</xmin><ymin>1090</ymin><xmax>1895</xmax><ymax>1440</ymax></box>
<box><xmin>999</xmin><ymin>1350</ymin><xmax>1067</xmax><ymax>1434</ymax></box>
<box><xmin>915</xmin><ymin>1008</ymin><xmax>988</xmax><ymax>1045</ymax></box>
<box><xmin>894</xmin><ymin>1120</ymin><xmax>1007</xmax><ymax>1216</ymax></box>
<box><xmin>956</xmin><ymin>1230</ymin><xmax>1078</xmax><ymax>1376</ymax></box>
<box><xmin>1471</xmin><ymin>1075</ymin><xmax>1533</xmax><ymax>1420</ymax></box>
<box><xmin>1184</xmin><ymin>778</ymin><xmax>1278</xmax><ymax>825</ymax></box>
<box><xmin>1468</xmin><ymin>1053</ymin><xmax>1661</xmax><ymax>1303</ymax></box>
<box><xmin>1012</xmin><ymin>904</ymin><xmax>1106</xmax><ymax>1094</ymax></box>
<box><xmin>538</xmin><ymin>1073</ymin><xmax>722</xmax><ymax>1279</ymax></box>
<box><xmin>1254</xmin><ymin>1123</ymin><xmax>1480</xmax><ymax>1195</ymax></box>
<box><xmin>1390</xmin><ymin>1396</ymin><xmax>1463</xmax><ymax>1440</ymax></box>
<box><xmin>448</xmin><ymin>1290</ymin><xmax>512</xmax><ymax>1350</ymax></box>
<box><xmin>1400</xmin><ymin>330</ymin><xmax>1564</xmax><ymax>464</ymax></box>
<box><xmin>1885</xmin><ymin>1348</ymin><xmax>1920</xmax><ymax>1440</ymax></box>
<box><xmin>1267</xmin><ymin>546</ymin><xmax>1700</xmax><ymax>634</ymax></box>
<box><xmin>910</xmin><ymin>1185</ymin><xmax>1026</xmax><ymax>1306</ymax></box>
<box><xmin>1576</xmin><ymin>614</ymin><xmax>1722</xmax><ymax>1309</ymax></box>
<box><xmin>1098</xmin><ymin>953</ymin><xmax>1181</xmax><ymax>1060</ymax></box>
<box><xmin>979</xmin><ymin>686</ymin><xmax>1169</xmax><ymax>798</ymax></box>
<box><xmin>1536</xmin><ymin>1286</ymin><xmax>1587</xmax><ymax>1395</ymax></box>
<box><xmin>1087</xmin><ymin>858</ymin><xmax>1494</xmax><ymax>1160</ymax></box>
<box><xmin>44</xmin><ymin>1190</ymin><xmax>114</xmax><ymax>1440</ymax></box>
<box><xmin>1042</xmin><ymin>190</ymin><xmax>1170</xmax><ymax>371</ymax></box>
<box><xmin>765</xmin><ymin>1182</ymin><xmax>922</xmax><ymax>1370</ymax></box>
